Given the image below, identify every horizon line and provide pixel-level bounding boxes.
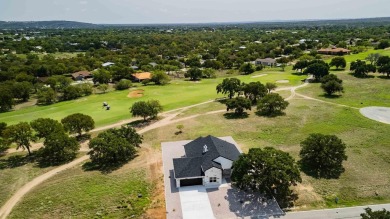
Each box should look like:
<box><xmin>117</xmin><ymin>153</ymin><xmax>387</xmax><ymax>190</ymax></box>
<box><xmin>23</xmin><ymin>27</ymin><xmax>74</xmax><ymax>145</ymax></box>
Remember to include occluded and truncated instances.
<box><xmin>1</xmin><ymin>16</ymin><xmax>389</xmax><ymax>26</ymax></box>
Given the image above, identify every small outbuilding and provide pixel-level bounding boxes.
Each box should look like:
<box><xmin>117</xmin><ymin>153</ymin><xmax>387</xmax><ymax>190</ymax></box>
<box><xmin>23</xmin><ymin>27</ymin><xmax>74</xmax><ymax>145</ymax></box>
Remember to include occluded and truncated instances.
<box><xmin>71</xmin><ymin>71</ymin><xmax>92</xmax><ymax>81</ymax></box>
<box><xmin>255</xmin><ymin>58</ymin><xmax>277</xmax><ymax>67</ymax></box>
<box><xmin>131</xmin><ymin>72</ymin><xmax>152</xmax><ymax>82</ymax></box>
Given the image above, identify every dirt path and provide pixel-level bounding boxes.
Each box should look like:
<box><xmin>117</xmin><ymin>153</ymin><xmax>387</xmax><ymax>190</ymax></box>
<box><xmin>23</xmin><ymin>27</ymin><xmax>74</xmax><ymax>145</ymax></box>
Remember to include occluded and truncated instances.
<box><xmin>295</xmin><ymin>93</ymin><xmax>360</xmax><ymax>109</ymax></box>
<box><xmin>0</xmin><ymin>155</ymin><xmax>90</xmax><ymax>219</ymax></box>
<box><xmin>0</xmin><ymin>101</ymin><xmax>222</xmax><ymax>219</ymax></box>
<box><xmin>1</xmin><ymin>79</ymin><xmax>362</xmax><ymax>218</ymax></box>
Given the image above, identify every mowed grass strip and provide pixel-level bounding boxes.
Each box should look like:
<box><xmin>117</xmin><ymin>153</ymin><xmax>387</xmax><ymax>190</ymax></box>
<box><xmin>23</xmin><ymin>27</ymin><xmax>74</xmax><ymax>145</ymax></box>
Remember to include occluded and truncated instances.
<box><xmin>0</xmin><ymin>70</ymin><xmax>306</xmax><ymax>127</ymax></box>
<box><xmin>8</xmin><ymin>166</ymin><xmax>152</xmax><ymax>219</ymax></box>
<box><xmin>142</xmin><ymin>98</ymin><xmax>390</xmax><ymax>209</ymax></box>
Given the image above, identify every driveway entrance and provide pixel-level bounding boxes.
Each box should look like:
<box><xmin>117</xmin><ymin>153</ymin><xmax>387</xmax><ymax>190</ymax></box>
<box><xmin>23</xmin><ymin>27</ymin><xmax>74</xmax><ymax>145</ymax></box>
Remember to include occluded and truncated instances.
<box><xmin>179</xmin><ymin>186</ymin><xmax>215</xmax><ymax>219</ymax></box>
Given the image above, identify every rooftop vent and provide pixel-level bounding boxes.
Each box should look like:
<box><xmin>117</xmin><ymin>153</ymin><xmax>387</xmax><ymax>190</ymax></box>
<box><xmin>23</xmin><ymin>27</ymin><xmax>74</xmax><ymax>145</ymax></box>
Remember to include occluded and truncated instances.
<box><xmin>203</xmin><ymin>145</ymin><xmax>208</xmax><ymax>154</ymax></box>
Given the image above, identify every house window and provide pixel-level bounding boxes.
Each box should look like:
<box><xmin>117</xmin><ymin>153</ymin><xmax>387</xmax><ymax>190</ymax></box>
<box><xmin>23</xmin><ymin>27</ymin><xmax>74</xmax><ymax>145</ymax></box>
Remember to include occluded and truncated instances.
<box><xmin>209</xmin><ymin>177</ymin><xmax>217</xmax><ymax>183</ymax></box>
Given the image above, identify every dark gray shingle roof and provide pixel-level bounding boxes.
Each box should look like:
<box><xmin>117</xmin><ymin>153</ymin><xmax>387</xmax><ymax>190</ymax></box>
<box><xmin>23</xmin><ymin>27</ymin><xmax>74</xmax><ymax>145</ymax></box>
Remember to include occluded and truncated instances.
<box><xmin>173</xmin><ymin>157</ymin><xmax>204</xmax><ymax>178</ymax></box>
<box><xmin>173</xmin><ymin>136</ymin><xmax>241</xmax><ymax>178</ymax></box>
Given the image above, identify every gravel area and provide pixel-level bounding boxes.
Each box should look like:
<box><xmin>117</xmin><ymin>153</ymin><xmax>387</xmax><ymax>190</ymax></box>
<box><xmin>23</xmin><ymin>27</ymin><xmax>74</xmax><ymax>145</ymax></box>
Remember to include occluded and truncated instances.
<box><xmin>162</xmin><ymin>140</ymin><xmax>190</xmax><ymax>219</ymax></box>
<box><xmin>360</xmin><ymin>107</ymin><xmax>390</xmax><ymax>124</ymax></box>
<box><xmin>207</xmin><ymin>186</ymin><xmax>284</xmax><ymax>219</ymax></box>
<box><xmin>162</xmin><ymin>137</ymin><xmax>283</xmax><ymax>219</ymax></box>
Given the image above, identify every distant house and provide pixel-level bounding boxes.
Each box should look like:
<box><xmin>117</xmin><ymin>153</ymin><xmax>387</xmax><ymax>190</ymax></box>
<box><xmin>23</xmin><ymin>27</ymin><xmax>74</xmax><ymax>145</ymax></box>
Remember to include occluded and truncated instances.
<box><xmin>173</xmin><ymin>135</ymin><xmax>241</xmax><ymax>188</ymax></box>
<box><xmin>130</xmin><ymin>66</ymin><xmax>139</xmax><ymax>70</ymax></box>
<box><xmin>255</xmin><ymin>58</ymin><xmax>277</xmax><ymax>67</ymax></box>
<box><xmin>317</xmin><ymin>48</ymin><xmax>351</xmax><ymax>55</ymax></box>
<box><xmin>102</xmin><ymin>62</ymin><xmax>115</xmax><ymax>67</ymax></box>
<box><xmin>149</xmin><ymin>62</ymin><xmax>158</xmax><ymax>67</ymax></box>
<box><xmin>71</xmin><ymin>71</ymin><xmax>92</xmax><ymax>81</ymax></box>
<box><xmin>131</xmin><ymin>72</ymin><xmax>152</xmax><ymax>82</ymax></box>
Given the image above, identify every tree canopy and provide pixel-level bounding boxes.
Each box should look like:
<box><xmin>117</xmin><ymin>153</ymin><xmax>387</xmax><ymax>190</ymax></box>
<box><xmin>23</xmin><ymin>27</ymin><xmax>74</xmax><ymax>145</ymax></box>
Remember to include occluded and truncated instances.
<box><xmin>216</xmin><ymin>78</ymin><xmax>241</xmax><ymax>99</ymax></box>
<box><xmin>299</xmin><ymin>133</ymin><xmax>347</xmax><ymax>178</ymax></box>
<box><xmin>231</xmin><ymin>147</ymin><xmax>302</xmax><ymax>208</ymax></box>
<box><xmin>185</xmin><ymin>67</ymin><xmax>203</xmax><ymax>81</ymax></box>
<box><xmin>241</xmin><ymin>82</ymin><xmax>267</xmax><ymax>104</ymax></box>
<box><xmin>151</xmin><ymin>71</ymin><xmax>170</xmax><ymax>85</ymax></box>
<box><xmin>329</xmin><ymin>57</ymin><xmax>347</xmax><ymax>69</ymax></box>
<box><xmin>350</xmin><ymin>60</ymin><xmax>376</xmax><ymax>77</ymax></box>
<box><xmin>225</xmin><ymin>97</ymin><xmax>252</xmax><ymax>115</ymax></box>
<box><xmin>320</xmin><ymin>74</ymin><xmax>344</xmax><ymax>96</ymax></box>
<box><xmin>88</xmin><ymin>126</ymin><xmax>142</xmax><ymax>169</ymax></box>
<box><xmin>257</xmin><ymin>93</ymin><xmax>289</xmax><ymax>116</ymax></box>
<box><xmin>30</xmin><ymin>118</ymin><xmax>65</xmax><ymax>140</ymax></box>
<box><xmin>61</xmin><ymin>113</ymin><xmax>95</xmax><ymax>137</ymax></box>
<box><xmin>304</xmin><ymin>61</ymin><xmax>330</xmax><ymax>81</ymax></box>
<box><xmin>130</xmin><ymin>100</ymin><xmax>163</xmax><ymax>121</ymax></box>
<box><xmin>239</xmin><ymin>63</ymin><xmax>255</xmax><ymax>75</ymax></box>
<box><xmin>3</xmin><ymin>122</ymin><xmax>37</xmax><ymax>155</ymax></box>
<box><xmin>361</xmin><ymin>207</ymin><xmax>390</xmax><ymax>219</ymax></box>
<box><xmin>38</xmin><ymin>131</ymin><xmax>80</xmax><ymax>165</ymax></box>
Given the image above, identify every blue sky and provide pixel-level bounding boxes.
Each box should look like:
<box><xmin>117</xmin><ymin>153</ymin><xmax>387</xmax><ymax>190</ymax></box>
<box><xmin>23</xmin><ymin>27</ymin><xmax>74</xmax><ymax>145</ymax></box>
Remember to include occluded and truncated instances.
<box><xmin>0</xmin><ymin>0</ymin><xmax>389</xmax><ymax>24</ymax></box>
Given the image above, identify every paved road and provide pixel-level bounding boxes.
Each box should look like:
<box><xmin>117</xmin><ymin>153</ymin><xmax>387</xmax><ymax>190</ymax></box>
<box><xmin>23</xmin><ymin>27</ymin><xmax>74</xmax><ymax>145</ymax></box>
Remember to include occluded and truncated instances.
<box><xmin>271</xmin><ymin>204</ymin><xmax>390</xmax><ymax>219</ymax></box>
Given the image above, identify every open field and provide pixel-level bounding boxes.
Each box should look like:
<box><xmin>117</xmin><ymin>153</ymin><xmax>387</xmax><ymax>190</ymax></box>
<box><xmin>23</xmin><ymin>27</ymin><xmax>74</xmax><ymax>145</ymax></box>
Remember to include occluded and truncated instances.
<box><xmin>0</xmin><ymin>152</ymin><xmax>56</xmax><ymax>208</ymax></box>
<box><xmin>141</xmin><ymin>98</ymin><xmax>390</xmax><ymax>209</ymax></box>
<box><xmin>8</xmin><ymin>165</ymin><xmax>152</xmax><ymax>219</ymax></box>
<box><xmin>298</xmin><ymin>71</ymin><xmax>390</xmax><ymax>108</ymax></box>
<box><xmin>15</xmin><ymin>52</ymin><xmax>85</xmax><ymax>59</ymax></box>
<box><xmin>1</xmin><ymin>50</ymin><xmax>390</xmax><ymax>218</ymax></box>
<box><xmin>343</xmin><ymin>49</ymin><xmax>390</xmax><ymax>63</ymax></box>
<box><xmin>0</xmin><ymin>69</ymin><xmax>306</xmax><ymax>127</ymax></box>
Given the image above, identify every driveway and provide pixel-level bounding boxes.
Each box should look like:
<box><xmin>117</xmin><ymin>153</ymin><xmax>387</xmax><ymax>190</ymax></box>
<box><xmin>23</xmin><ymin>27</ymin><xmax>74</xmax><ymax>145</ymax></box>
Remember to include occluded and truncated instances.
<box><xmin>162</xmin><ymin>137</ymin><xmax>284</xmax><ymax>219</ymax></box>
<box><xmin>179</xmin><ymin>186</ymin><xmax>215</xmax><ymax>219</ymax></box>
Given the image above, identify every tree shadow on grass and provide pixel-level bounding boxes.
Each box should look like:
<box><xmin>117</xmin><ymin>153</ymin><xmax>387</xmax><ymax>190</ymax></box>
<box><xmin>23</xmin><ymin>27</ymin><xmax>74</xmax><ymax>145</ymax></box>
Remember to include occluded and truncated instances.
<box><xmin>82</xmin><ymin>154</ymin><xmax>138</xmax><ymax>174</ymax></box>
<box><xmin>216</xmin><ymin>98</ymin><xmax>228</xmax><ymax>105</ymax></box>
<box><xmin>348</xmin><ymin>73</ymin><xmax>375</xmax><ymax>79</ymax></box>
<box><xmin>127</xmin><ymin>120</ymin><xmax>152</xmax><ymax>129</ymax></box>
<box><xmin>331</xmin><ymin>68</ymin><xmax>346</xmax><ymax>71</ymax></box>
<box><xmin>0</xmin><ymin>154</ymin><xmax>37</xmax><ymax>169</ymax></box>
<box><xmin>299</xmin><ymin>162</ymin><xmax>345</xmax><ymax>179</ymax></box>
<box><xmin>319</xmin><ymin>94</ymin><xmax>342</xmax><ymax>99</ymax></box>
<box><xmin>255</xmin><ymin>111</ymin><xmax>285</xmax><ymax>118</ymax></box>
<box><xmin>377</xmin><ymin>75</ymin><xmax>390</xmax><ymax>79</ymax></box>
<box><xmin>223</xmin><ymin>112</ymin><xmax>249</xmax><ymax>119</ymax></box>
<box><xmin>291</xmin><ymin>72</ymin><xmax>306</xmax><ymax>76</ymax></box>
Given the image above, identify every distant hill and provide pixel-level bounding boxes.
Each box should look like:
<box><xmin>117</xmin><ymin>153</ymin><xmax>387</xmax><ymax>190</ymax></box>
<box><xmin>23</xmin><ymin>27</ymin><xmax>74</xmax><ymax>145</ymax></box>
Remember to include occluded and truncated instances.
<box><xmin>1</xmin><ymin>17</ymin><xmax>390</xmax><ymax>29</ymax></box>
<box><xmin>0</xmin><ymin>20</ymin><xmax>98</xmax><ymax>29</ymax></box>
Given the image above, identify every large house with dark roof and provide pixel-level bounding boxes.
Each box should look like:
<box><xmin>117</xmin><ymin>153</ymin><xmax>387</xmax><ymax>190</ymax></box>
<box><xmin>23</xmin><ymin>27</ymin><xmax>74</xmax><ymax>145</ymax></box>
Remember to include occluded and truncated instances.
<box><xmin>173</xmin><ymin>135</ymin><xmax>241</xmax><ymax>188</ymax></box>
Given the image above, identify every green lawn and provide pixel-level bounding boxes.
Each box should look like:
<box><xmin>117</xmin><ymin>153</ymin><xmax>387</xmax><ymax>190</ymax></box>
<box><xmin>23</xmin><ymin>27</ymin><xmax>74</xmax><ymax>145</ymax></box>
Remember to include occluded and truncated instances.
<box><xmin>298</xmin><ymin>71</ymin><xmax>390</xmax><ymax>108</ymax></box>
<box><xmin>323</xmin><ymin>48</ymin><xmax>390</xmax><ymax>63</ymax></box>
<box><xmin>16</xmin><ymin>52</ymin><xmax>84</xmax><ymax>59</ymax></box>
<box><xmin>142</xmin><ymin>97</ymin><xmax>390</xmax><ymax>209</ymax></box>
<box><xmin>8</xmin><ymin>166</ymin><xmax>152</xmax><ymax>219</ymax></box>
<box><xmin>0</xmin><ymin>69</ymin><xmax>306</xmax><ymax>127</ymax></box>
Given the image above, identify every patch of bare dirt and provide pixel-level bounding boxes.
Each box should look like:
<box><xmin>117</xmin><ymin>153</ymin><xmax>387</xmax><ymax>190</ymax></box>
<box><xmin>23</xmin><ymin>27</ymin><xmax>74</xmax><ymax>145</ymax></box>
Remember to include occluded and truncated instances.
<box><xmin>293</xmin><ymin>183</ymin><xmax>324</xmax><ymax>210</ymax></box>
<box><xmin>127</xmin><ymin>89</ymin><xmax>144</xmax><ymax>98</ymax></box>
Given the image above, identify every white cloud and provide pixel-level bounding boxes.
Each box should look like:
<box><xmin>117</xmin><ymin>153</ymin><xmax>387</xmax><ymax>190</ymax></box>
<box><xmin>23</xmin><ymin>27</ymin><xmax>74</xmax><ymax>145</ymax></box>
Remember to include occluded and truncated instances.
<box><xmin>80</xmin><ymin>1</ymin><xmax>88</xmax><ymax>5</ymax></box>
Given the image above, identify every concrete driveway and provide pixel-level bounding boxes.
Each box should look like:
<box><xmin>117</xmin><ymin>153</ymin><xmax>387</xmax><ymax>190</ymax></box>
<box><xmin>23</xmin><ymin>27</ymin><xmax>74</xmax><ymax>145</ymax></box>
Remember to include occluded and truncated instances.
<box><xmin>179</xmin><ymin>186</ymin><xmax>215</xmax><ymax>219</ymax></box>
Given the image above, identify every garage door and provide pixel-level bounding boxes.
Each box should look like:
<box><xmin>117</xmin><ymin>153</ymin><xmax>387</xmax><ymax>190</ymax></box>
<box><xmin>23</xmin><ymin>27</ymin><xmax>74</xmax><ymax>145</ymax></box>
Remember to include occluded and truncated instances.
<box><xmin>180</xmin><ymin>178</ymin><xmax>203</xmax><ymax>187</ymax></box>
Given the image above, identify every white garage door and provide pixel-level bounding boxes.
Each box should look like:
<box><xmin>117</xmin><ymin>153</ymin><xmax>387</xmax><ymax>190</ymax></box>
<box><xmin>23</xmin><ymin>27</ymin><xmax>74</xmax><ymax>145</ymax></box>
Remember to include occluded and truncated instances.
<box><xmin>179</xmin><ymin>186</ymin><xmax>215</xmax><ymax>219</ymax></box>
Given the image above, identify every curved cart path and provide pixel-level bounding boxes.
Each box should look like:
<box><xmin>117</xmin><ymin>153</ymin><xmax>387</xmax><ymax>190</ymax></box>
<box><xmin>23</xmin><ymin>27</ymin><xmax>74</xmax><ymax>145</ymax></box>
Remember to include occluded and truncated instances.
<box><xmin>0</xmin><ymin>78</ymin><xmax>364</xmax><ymax>218</ymax></box>
<box><xmin>0</xmin><ymin>102</ymin><xmax>225</xmax><ymax>219</ymax></box>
